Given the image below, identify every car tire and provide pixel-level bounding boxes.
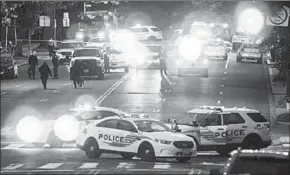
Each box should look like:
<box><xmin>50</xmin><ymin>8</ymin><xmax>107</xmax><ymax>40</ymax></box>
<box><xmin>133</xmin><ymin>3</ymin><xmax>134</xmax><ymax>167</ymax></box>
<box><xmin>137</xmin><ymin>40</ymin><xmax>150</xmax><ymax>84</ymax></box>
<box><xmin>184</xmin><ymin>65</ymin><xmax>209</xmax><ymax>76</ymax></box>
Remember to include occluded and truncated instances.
<box><xmin>148</xmin><ymin>36</ymin><xmax>157</xmax><ymax>42</ymax></box>
<box><xmin>257</xmin><ymin>58</ymin><xmax>262</xmax><ymax>64</ymax></box>
<box><xmin>216</xmin><ymin>147</ymin><xmax>230</xmax><ymax>156</ymax></box>
<box><xmin>84</xmin><ymin>138</ymin><xmax>101</xmax><ymax>159</ymax></box>
<box><xmin>176</xmin><ymin>157</ymin><xmax>191</xmax><ymax>163</ymax></box>
<box><xmin>121</xmin><ymin>153</ymin><xmax>134</xmax><ymax>160</ymax></box>
<box><xmin>124</xmin><ymin>67</ymin><xmax>129</xmax><ymax>73</ymax></box>
<box><xmin>138</xmin><ymin>142</ymin><xmax>155</xmax><ymax>162</ymax></box>
<box><xmin>47</xmin><ymin>131</ymin><xmax>63</xmax><ymax>148</ymax></box>
<box><xmin>242</xmin><ymin>135</ymin><xmax>263</xmax><ymax>150</ymax></box>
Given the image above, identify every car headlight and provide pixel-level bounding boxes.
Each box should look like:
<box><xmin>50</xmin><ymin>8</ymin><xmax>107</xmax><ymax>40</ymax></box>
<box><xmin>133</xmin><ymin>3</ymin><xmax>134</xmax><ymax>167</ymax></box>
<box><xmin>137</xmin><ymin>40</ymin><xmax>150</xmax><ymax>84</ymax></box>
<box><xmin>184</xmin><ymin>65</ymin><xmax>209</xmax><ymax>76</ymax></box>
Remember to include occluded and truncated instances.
<box><xmin>16</xmin><ymin>116</ymin><xmax>43</xmax><ymax>143</ymax></box>
<box><xmin>54</xmin><ymin>115</ymin><xmax>80</xmax><ymax>141</ymax></box>
<box><xmin>155</xmin><ymin>139</ymin><xmax>172</xmax><ymax>145</ymax></box>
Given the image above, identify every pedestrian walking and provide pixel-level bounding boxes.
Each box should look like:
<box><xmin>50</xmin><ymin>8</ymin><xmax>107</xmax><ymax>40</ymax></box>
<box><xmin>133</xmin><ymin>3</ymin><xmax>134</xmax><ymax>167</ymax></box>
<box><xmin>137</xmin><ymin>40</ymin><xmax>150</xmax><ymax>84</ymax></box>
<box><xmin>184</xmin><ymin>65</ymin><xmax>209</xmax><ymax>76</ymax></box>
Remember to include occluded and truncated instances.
<box><xmin>38</xmin><ymin>61</ymin><xmax>52</xmax><ymax>89</ymax></box>
<box><xmin>70</xmin><ymin>60</ymin><xmax>83</xmax><ymax>88</ymax></box>
<box><xmin>158</xmin><ymin>47</ymin><xmax>167</xmax><ymax>76</ymax></box>
<box><xmin>52</xmin><ymin>51</ymin><xmax>59</xmax><ymax>79</ymax></box>
<box><xmin>48</xmin><ymin>38</ymin><xmax>54</xmax><ymax>58</ymax></box>
<box><xmin>8</xmin><ymin>41</ymin><xmax>16</xmax><ymax>56</ymax></box>
<box><xmin>28</xmin><ymin>51</ymin><xmax>38</xmax><ymax>79</ymax></box>
<box><xmin>104</xmin><ymin>52</ymin><xmax>110</xmax><ymax>73</ymax></box>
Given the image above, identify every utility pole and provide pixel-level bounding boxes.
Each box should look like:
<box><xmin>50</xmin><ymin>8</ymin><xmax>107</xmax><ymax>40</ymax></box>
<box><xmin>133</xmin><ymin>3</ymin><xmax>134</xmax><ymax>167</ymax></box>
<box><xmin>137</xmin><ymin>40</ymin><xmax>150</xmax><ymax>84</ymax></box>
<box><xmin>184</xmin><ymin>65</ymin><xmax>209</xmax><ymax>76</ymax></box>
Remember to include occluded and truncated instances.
<box><xmin>286</xmin><ymin>64</ymin><xmax>290</xmax><ymax>111</ymax></box>
<box><xmin>53</xmin><ymin>9</ymin><xmax>56</xmax><ymax>41</ymax></box>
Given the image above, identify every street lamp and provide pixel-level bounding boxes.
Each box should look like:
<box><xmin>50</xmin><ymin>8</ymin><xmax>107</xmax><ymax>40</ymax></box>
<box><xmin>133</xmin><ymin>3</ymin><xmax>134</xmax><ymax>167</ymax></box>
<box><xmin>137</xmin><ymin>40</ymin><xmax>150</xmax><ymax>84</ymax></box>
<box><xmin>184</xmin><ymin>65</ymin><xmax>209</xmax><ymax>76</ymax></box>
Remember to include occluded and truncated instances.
<box><xmin>238</xmin><ymin>8</ymin><xmax>264</xmax><ymax>35</ymax></box>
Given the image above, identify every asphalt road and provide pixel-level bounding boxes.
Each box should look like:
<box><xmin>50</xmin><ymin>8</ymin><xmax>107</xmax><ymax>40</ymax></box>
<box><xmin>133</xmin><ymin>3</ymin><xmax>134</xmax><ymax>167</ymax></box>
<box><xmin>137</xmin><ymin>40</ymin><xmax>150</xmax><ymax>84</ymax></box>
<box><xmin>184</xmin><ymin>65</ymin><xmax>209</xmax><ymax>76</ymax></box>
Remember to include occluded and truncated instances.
<box><xmin>1</xmin><ymin>52</ymin><xmax>271</xmax><ymax>174</ymax></box>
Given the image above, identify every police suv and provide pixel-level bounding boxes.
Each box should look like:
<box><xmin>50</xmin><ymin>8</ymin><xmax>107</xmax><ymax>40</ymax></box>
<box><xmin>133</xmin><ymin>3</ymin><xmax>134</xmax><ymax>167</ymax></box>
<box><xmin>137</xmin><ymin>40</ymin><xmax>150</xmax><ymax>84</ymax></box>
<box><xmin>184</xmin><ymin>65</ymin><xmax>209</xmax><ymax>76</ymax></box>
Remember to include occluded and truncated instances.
<box><xmin>76</xmin><ymin>115</ymin><xmax>197</xmax><ymax>162</ymax></box>
<box><xmin>167</xmin><ymin>106</ymin><xmax>272</xmax><ymax>155</ymax></box>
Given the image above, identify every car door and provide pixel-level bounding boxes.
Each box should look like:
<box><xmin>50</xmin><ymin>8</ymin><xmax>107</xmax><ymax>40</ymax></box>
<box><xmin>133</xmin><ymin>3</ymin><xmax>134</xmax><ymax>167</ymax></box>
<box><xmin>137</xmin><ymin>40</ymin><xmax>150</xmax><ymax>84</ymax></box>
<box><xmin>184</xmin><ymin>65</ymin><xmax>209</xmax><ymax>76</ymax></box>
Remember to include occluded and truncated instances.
<box><xmin>223</xmin><ymin>113</ymin><xmax>248</xmax><ymax>144</ymax></box>
<box><xmin>94</xmin><ymin>119</ymin><xmax>119</xmax><ymax>150</ymax></box>
<box><xmin>199</xmin><ymin>113</ymin><xmax>227</xmax><ymax>145</ymax></box>
<box><xmin>115</xmin><ymin>120</ymin><xmax>141</xmax><ymax>153</ymax></box>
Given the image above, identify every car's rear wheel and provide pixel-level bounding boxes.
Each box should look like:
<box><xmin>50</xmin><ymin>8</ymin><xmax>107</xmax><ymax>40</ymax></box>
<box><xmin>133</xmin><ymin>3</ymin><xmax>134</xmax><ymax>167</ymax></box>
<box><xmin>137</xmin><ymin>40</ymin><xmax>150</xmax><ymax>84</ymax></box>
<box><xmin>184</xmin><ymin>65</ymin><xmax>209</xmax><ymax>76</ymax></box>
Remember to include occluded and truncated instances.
<box><xmin>84</xmin><ymin>138</ymin><xmax>101</xmax><ymax>159</ymax></box>
<box><xmin>257</xmin><ymin>58</ymin><xmax>262</xmax><ymax>64</ymax></box>
<box><xmin>242</xmin><ymin>135</ymin><xmax>263</xmax><ymax>150</ymax></box>
<box><xmin>121</xmin><ymin>153</ymin><xmax>134</xmax><ymax>160</ymax></box>
<box><xmin>124</xmin><ymin>67</ymin><xmax>129</xmax><ymax>73</ymax></box>
<box><xmin>47</xmin><ymin>131</ymin><xmax>63</xmax><ymax>148</ymax></box>
<box><xmin>138</xmin><ymin>142</ymin><xmax>155</xmax><ymax>162</ymax></box>
<box><xmin>176</xmin><ymin>157</ymin><xmax>191</xmax><ymax>163</ymax></box>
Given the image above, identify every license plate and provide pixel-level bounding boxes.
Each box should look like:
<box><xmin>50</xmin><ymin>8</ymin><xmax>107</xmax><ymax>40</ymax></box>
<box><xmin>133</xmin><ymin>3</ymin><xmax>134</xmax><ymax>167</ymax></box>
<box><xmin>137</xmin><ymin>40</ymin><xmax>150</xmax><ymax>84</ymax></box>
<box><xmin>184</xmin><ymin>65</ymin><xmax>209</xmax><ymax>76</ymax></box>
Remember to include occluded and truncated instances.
<box><xmin>84</xmin><ymin>69</ymin><xmax>89</xmax><ymax>73</ymax></box>
<box><xmin>182</xmin><ymin>149</ymin><xmax>191</xmax><ymax>155</ymax></box>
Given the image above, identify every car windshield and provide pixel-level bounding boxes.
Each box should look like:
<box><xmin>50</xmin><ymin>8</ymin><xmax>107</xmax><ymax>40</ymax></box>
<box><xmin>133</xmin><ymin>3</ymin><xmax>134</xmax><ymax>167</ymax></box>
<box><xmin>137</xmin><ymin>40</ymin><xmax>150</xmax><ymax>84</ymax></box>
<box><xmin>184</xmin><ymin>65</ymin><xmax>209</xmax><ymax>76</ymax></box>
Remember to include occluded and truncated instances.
<box><xmin>243</xmin><ymin>44</ymin><xmax>259</xmax><ymax>49</ymax></box>
<box><xmin>134</xmin><ymin>120</ymin><xmax>171</xmax><ymax>132</ymax></box>
<box><xmin>176</xmin><ymin>113</ymin><xmax>213</xmax><ymax>125</ymax></box>
<box><xmin>89</xmin><ymin>38</ymin><xmax>106</xmax><ymax>43</ymax></box>
<box><xmin>229</xmin><ymin>155</ymin><xmax>290</xmax><ymax>175</ymax></box>
<box><xmin>73</xmin><ymin>49</ymin><xmax>101</xmax><ymax>57</ymax></box>
<box><xmin>147</xmin><ymin>46</ymin><xmax>162</xmax><ymax>52</ymax></box>
<box><xmin>60</xmin><ymin>42</ymin><xmax>83</xmax><ymax>49</ymax></box>
<box><xmin>130</xmin><ymin>28</ymin><xmax>149</xmax><ymax>33</ymax></box>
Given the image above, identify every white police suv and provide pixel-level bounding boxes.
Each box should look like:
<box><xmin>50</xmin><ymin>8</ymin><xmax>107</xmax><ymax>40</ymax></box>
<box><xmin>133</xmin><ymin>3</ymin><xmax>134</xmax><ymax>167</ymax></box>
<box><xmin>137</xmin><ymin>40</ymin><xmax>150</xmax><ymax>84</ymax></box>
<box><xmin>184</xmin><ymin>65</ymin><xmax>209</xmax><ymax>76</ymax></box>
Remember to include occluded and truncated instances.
<box><xmin>167</xmin><ymin>106</ymin><xmax>272</xmax><ymax>156</ymax></box>
<box><xmin>76</xmin><ymin>115</ymin><xmax>197</xmax><ymax>162</ymax></box>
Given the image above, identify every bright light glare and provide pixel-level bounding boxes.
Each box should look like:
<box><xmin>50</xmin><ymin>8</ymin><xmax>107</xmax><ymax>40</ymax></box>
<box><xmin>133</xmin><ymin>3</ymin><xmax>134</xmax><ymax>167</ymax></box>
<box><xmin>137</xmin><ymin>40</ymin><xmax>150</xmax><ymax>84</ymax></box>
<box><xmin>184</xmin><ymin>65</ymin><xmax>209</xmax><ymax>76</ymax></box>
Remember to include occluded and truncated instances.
<box><xmin>178</xmin><ymin>36</ymin><xmax>202</xmax><ymax>60</ymax></box>
<box><xmin>76</xmin><ymin>32</ymin><xmax>84</xmax><ymax>40</ymax></box>
<box><xmin>54</xmin><ymin>115</ymin><xmax>79</xmax><ymax>141</ymax></box>
<box><xmin>16</xmin><ymin>116</ymin><xmax>43</xmax><ymax>143</ymax></box>
<box><xmin>74</xmin><ymin>94</ymin><xmax>96</xmax><ymax>109</ymax></box>
<box><xmin>98</xmin><ymin>31</ymin><xmax>105</xmax><ymax>38</ymax></box>
<box><xmin>238</xmin><ymin>8</ymin><xmax>264</xmax><ymax>35</ymax></box>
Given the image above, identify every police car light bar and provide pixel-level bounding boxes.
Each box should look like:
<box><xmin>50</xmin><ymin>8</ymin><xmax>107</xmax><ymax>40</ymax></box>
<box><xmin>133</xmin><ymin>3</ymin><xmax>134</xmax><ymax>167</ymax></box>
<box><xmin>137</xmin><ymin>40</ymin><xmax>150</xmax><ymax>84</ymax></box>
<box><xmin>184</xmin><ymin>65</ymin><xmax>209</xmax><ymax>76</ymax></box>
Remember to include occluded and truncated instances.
<box><xmin>200</xmin><ymin>106</ymin><xmax>225</xmax><ymax>111</ymax></box>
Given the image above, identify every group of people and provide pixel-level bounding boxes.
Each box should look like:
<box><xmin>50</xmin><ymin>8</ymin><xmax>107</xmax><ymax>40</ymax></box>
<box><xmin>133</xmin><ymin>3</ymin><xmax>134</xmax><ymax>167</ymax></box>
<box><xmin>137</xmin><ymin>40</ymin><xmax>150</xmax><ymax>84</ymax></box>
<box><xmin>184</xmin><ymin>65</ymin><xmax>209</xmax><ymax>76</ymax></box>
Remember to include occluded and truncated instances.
<box><xmin>28</xmin><ymin>49</ymin><xmax>83</xmax><ymax>89</ymax></box>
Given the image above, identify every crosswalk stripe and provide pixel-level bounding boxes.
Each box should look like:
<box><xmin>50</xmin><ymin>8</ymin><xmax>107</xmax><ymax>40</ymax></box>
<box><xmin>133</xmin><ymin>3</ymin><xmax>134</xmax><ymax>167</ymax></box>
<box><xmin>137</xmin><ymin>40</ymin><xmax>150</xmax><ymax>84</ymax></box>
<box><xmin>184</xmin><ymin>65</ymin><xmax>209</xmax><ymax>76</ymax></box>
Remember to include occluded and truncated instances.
<box><xmin>116</xmin><ymin>162</ymin><xmax>135</xmax><ymax>169</ymax></box>
<box><xmin>3</xmin><ymin>164</ymin><xmax>24</xmax><ymax>170</ymax></box>
<box><xmin>79</xmin><ymin>163</ymin><xmax>99</xmax><ymax>169</ymax></box>
<box><xmin>153</xmin><ymin>163</ymin><xmax>171</xmax><ymax>169</ymax></box>
<box><xmin>38</xmin><ymin>163</ymin><xmax>63</xmax><ymax>169</ymax></box>
<box><xmin>3</xmin><ymin>144</ymin><xmax>26</xmax><ymax>149</ymax></box>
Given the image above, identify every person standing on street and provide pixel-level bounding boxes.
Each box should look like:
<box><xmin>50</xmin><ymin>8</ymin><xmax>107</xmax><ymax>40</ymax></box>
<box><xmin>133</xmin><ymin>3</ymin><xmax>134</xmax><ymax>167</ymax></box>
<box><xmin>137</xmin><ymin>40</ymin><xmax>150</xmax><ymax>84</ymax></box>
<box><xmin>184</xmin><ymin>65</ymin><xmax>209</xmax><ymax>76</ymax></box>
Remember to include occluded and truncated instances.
<box><xmin>38</xmin><ymin>61</ymin><xmax>52</xmax><ymax>89</ymax></box>
<box><xmin>52</xmin><ymin>51</ymin><xmax>59</xmax><ymax>79</ymax></box>
<box><xmin>48</xmin><ymin>38</ymin><xmax>54</xmax><ymax>58</ymax></box>
<box><xmin>28</xmin><ymin>51</ymin><xmax>38</xmax><ymax>79</ymax></box>
<box><xmin>70</xmin><ymin>60</ymin><xmax>83</xmax><ymax>88</ymax></box>
<box><xmin>104</xmin><ymin>53</ymin><xmax>110</xmax><ymax>73</ymax></box>
<box><xmin>158</xmin><ymin>47</ymin><xmax>167</xmax><ymax>76</ymax></box>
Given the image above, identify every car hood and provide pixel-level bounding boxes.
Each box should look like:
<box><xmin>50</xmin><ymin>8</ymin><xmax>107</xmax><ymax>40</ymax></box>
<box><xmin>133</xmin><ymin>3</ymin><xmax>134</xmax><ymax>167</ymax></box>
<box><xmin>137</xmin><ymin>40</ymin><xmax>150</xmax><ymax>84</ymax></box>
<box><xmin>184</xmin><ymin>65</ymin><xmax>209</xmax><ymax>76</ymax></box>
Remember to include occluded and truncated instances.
<box><xmin>57</xmin><ymin>49</ymin><xmax>74</xmax><ymax>53</ymax></box>
<box><xmin>142</xmin><ymin>131</ymin><xmax>192</xmax><ymax>141</ymax></box>
<box><xmin>86</xmin><ymin>43</ymin><xmax>105</xmax><ymax>47</ymax></box>
<box><xmin>203</xmin><ymin>46</ymin><xmax>226</xmax><ymax>53</ymax></box>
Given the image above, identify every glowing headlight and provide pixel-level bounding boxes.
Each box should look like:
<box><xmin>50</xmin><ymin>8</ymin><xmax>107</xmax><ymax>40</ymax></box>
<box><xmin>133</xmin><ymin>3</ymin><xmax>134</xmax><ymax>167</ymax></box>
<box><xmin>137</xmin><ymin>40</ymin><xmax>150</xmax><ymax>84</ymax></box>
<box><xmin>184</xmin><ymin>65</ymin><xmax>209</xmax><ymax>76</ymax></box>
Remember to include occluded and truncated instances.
<box><xmin>76</xmin><ymin>32</ymin><xmax>84</xmax><ymax>40</ymax></box>
<box><xmin>178</xmin><ymin>36</ymin><xmax>202</xmax><ymax>61</ymax></box>
<box><xmin>203</xmin><ymin>59</ymin><xmax>208</xmax><ymax>64</ymax></box>
<box><xmin>238</xmin><ymin>8</ymin><xmax>264</xmax><ymax>35</ymax></box>
<box><xmin>54</xmin><ymin>115</ymin><xmax>80</xmax><ymax>141</ymax></box>
<box><xmin>16</xmin><ymin>116</ymin><xmax>43</xmax><ymax>143</ymax></box>
<box><xmin>155</xmin><ymin>139</ymin><xmax>172</xmax><ymax>145</ymax></box>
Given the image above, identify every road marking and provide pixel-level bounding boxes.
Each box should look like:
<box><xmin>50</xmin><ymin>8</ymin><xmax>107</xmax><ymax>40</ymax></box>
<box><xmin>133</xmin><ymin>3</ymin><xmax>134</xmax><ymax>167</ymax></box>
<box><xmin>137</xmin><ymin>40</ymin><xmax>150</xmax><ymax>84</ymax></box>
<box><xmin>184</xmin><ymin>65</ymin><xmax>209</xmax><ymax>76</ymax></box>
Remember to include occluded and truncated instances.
<box><xmin>39</xmin><ymin>99</ymin><xmax>48</xmax><ymax>102</ymax></box>
<box><xmin>225</xmin><ymin>56</ymin><xmax>230</xmax><ymax>69</ymax></box>
<box><xmin>2</xmin><ymin>144</ymin><xmax>26</xmax><ymax>149</ymax></box>
<box><xmin>96</xmin><ymin>73</ymin><xmax>129</xmax><ymax>104</ymax></box>
<box><xmin>38</xmin><ymin>163</ymin><xmax>63</xmax><ymax>169</ymax></box>
<box><xmin>162</xmin><ymin>98</ymin><xmax>166</xmax><ymax>102</ymax></box>
<box><xmin>3</xmin><ymin>164</ymin><xmax>24</xmax><ymax>170</ymax></box>
<box><xmin>217</xmin><ymin>100</ymin><xmax>221</xmax><ymax>104</ymax></box>
<box><xmin>221</xmin><ymin>84</ymin><xmax>224</xmax><ymax>88</ymax></box>
<box><xmin>1</xmin><ymin>92</ymin><xmax>7</xmax><ymax>95</ymax></box>
<box><xmin>16</xmin><ymin>85</ymin><xmax>21</xmax><ymax>87</ymax></box>
<box><xmin>79</xmin><ymin>163</ymin><xmax>99</xmax><ymax>169</ymax></box>
<box><xmin>153</xmin><ymin>163</ymin><xmax>171</xmax><ymax>169</ymax></box>
<box><xmin>156</xmin><ymin>109</ymin><xmax>160</xmax><ymax>112</ymax></box>
<box><xmin>220</xmin><ymin>92</ymin><xmax>223</xmax><ymax>95</ymax></box>
<box><xmin>199</xmin><ymin>162</ymin><xmax>225</xmax><ymax>166</ymax></box>
<box><xmin>152</xmin><ymin>109</ymin><xmax>156</xmax><ymax>112</ymax></box>
<box><xmin>188</xmin><ymin>168</ymin><xmax>201</xmax><ymax>175</ymax></box>
<box><xmin>223</xmin><ymin>77</ymin><xmax>226</xmax><ymax>80</ymax></box>
<box><xmin>1</xmin><ymin>127</ymin><xmax>11</xmax><ymax>132</ymax></box>
<box><xmin>224</xmin><ymin>72</ymin><xmax>227</xmax><ymax>74</ymax></box>
<box><xmin>116</xmin><ymin>162</ymin><xmax>135</xmax><ymax>169</ymax></box>
<box><xmin>53</xmin><ymin>89</ymin><xmax>60</xmax><ymax>93</ymax></box>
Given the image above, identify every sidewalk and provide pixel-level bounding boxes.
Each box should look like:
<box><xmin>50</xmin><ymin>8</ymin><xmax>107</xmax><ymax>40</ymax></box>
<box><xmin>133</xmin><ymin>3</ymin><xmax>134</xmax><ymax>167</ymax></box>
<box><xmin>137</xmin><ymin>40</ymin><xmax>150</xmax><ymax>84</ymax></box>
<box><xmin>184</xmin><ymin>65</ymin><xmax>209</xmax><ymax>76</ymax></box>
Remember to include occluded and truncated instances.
<box><xmin>265</xmin><ymin>56</ymin><xmax>290</xmax><ymax>147</ymax></box>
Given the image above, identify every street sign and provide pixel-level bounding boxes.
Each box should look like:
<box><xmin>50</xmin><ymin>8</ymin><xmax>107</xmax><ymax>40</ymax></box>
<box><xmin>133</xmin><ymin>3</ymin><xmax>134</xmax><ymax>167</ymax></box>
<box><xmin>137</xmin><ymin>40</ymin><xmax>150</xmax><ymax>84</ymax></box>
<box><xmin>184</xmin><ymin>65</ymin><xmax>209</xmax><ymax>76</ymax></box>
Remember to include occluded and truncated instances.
<box><xmin>63</xmin><ymin>12</ymin><xmax>69</xmax><ymax>19</ymax></box>
<box><xmin>63</xmin><ymin>18</ymin><xmax>70</xmax><ymax>27</ymax></box>
<box><xmin>286</xmin><ymin>97</ymin><xmax>290</xmax><ymax>103</ymax></box>
<box><xmin>266</xmin><ymin>6</ymin><xmax>290</xmax><ymax>27</ymax></box>
<box><xmin>39</xmin><ymin>16</ymin><xmax>50</xmax><ymax>27</ymax></box>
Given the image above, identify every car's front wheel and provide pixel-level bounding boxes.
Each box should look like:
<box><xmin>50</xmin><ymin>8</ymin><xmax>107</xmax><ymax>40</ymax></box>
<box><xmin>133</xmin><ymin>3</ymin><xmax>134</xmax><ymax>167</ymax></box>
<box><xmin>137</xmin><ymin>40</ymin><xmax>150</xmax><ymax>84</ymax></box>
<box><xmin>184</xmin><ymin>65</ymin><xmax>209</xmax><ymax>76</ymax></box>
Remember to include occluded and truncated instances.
<box><xmin>138</xmin><ymin>142</ymin><xmax>155</xmax><ymax>162</ymax></box>
<box><xmin>85</xmin><ymin>138</ymin><xmax>101</xmax><ymax>159</ymax></box>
